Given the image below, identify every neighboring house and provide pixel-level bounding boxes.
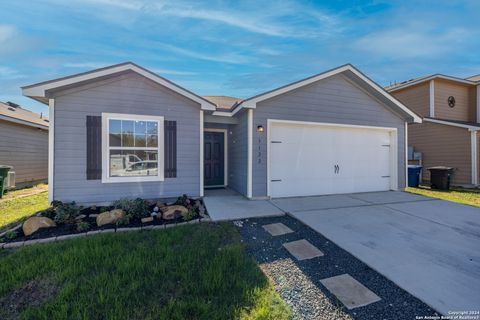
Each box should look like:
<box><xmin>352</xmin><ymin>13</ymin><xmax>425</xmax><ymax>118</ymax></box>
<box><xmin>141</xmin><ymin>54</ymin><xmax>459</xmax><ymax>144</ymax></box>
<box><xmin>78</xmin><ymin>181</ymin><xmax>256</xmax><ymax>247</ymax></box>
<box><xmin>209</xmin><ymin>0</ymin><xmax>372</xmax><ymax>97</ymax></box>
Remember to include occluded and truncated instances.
<box><xmin>0</xmin><ymin>101</ymin><xmax>49</xmax><ymax>188</ymax></box>
<box><xmin>387</xmin><ymin>74</ymin><xmax>480</xmax><ymax>186</ymax></box>
<box><xmin>22</xmin><ymin>62</ymin><xmax>420</xmax><ymax>205</ymax></box>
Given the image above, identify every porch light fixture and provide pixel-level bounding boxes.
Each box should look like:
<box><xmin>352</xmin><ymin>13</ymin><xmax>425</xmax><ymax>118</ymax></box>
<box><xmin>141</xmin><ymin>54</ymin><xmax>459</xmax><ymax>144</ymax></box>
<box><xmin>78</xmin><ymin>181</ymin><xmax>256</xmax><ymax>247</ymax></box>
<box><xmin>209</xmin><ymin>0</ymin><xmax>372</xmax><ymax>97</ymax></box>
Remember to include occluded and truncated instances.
<box><xmin>257</xmin><ymin>125</ymin><xmax>264</xmax><ymax>133</ymax></box>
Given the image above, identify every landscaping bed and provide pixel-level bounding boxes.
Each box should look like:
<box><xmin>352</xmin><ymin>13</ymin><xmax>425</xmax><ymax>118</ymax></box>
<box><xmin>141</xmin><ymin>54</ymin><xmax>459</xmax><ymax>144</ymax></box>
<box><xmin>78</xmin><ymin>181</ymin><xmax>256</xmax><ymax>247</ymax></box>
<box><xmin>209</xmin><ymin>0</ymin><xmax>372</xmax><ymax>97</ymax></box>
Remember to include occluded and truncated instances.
<box><xmin>1</xmin><ymin>195</ymin><xmax>209</xmax><ymax>244</ymax></box>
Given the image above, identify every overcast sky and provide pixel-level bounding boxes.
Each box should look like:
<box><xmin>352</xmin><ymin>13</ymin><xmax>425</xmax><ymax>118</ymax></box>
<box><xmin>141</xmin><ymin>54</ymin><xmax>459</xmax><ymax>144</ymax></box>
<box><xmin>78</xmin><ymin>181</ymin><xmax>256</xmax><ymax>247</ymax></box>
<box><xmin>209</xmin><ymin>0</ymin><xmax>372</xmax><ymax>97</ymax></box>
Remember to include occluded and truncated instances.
<box><xmin>0</xmin><ymin>0</ymin><xmax>479</xmax><ymax>114</ymax></box>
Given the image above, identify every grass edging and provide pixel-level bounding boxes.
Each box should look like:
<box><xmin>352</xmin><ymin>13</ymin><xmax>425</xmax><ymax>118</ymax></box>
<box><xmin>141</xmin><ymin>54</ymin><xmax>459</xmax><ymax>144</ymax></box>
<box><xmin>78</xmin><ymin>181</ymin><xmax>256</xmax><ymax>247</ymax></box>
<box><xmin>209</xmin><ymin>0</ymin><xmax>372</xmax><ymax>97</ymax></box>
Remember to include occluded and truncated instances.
<box><xmin>1</xmin><ymin>217</ymin><xmax>211</xmax><ymax>249</ymax></box>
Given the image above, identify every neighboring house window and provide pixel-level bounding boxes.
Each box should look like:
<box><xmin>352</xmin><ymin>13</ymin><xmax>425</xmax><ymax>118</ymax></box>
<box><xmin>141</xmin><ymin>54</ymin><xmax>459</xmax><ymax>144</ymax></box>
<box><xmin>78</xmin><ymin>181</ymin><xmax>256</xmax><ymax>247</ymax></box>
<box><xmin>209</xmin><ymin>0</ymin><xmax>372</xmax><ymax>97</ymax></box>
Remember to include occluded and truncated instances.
<box><xmin>102</xmin><ymin>113</ymin><xmax>164</xmax><ymax>183</ymax></box>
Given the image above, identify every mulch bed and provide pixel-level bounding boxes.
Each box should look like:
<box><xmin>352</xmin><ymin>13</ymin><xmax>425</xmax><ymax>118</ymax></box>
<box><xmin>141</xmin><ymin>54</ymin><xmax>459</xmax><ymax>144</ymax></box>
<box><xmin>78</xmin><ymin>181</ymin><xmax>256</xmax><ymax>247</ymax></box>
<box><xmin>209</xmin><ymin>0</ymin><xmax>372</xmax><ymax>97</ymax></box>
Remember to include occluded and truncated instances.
<box><xmin>236</xmin><ymin>215</ymin><xmax>440</xmax><ymax>320</ymax></box>
<box><xmin>1</xmin><ymin>199</ymin><xmax>208</xmax><ymax>244</ymax></box>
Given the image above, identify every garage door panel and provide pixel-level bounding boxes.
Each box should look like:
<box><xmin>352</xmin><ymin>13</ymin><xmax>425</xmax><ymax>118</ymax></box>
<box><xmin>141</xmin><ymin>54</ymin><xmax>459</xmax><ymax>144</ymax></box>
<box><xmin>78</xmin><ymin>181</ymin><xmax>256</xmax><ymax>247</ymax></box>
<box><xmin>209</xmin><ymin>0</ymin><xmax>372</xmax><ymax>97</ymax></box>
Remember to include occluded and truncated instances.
<box><xmin>269</xmin><ymin>122</ymin><xmax>393</xmax><ymax>198</ymax></box>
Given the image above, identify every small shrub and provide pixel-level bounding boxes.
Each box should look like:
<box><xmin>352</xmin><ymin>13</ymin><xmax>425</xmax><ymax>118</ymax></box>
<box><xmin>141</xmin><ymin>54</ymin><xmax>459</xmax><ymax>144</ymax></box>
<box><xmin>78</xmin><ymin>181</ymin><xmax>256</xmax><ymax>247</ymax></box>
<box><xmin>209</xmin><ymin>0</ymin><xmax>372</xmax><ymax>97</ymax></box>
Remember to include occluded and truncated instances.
<box><xmin>175</xmin><ymin>194</ymin><xmax>191</xmax><ymax>207</ymax></box>
<box><xmin>183</xmin><ymin>208</ymin><xmax>196</xmax><ymax>221</ymax></box>
<box><xmin>116</xmin><ymin>215</ymin><xmax>130</xmax><ymax>226</ymax></box>
<box><xmin>5</xmin><ymin>230</ymin><xmax>17</xmax><ymax>240</ymax></box>
<box><xmin>112</xmin><ymin>198</ymin><xmax>148</xmax><ymax>219</ymax></box>
<box><xmin>42</xmin><ymin>208</ymin><xmax>56</xmax><ymax>220</ymax></box>
<box><xmin>54</xmin><ymin>202</ymin><xmax>81</xmax><ymax>225</ymax></box>
<box><xmin>76</xmin><ymin>221</ymin><xmax>90</xmax><ymax>232</ymax></box>
<box><xmin>100</xmin><ymin>207</ymin><xmax>109</xmax><ymax>213</ymax></box>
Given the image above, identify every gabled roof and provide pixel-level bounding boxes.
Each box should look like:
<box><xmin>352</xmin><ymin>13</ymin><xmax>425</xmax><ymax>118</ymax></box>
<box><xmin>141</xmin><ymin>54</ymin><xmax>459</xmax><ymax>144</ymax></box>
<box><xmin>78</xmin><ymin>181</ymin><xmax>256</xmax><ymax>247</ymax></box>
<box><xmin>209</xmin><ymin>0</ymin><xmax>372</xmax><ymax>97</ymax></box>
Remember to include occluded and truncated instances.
<box><xmin>0</xmin><ymin>101</ymin><xmax>49</xmax><ymax>129</ymax></box>
<box><xmin>424</xmin><ymin>117</ymin><xmax>480</xmax><ymax>131</ymax></box>
<box><xmin>466</xmin><ymin>74</ymin><xmax>480</xmax><ymax>82</ymax></box>
<box><xmin>386</xmin><ymin>74</ymin><xmax>478</xmax><ymax>92</ymax></box>
<box><xmin>202</xmin><ymin>96</ymin><xmax>241</xmax><ymax>110</ymax></box>
<box><xmin>230</xmin><ymin>64</ymin><xmax>422</xmax><ymax>123</ymax></box>
<box><xmin>22</xmin><ymin>62</ymin><xmax>216</xmax><ymax>110</ymax></box>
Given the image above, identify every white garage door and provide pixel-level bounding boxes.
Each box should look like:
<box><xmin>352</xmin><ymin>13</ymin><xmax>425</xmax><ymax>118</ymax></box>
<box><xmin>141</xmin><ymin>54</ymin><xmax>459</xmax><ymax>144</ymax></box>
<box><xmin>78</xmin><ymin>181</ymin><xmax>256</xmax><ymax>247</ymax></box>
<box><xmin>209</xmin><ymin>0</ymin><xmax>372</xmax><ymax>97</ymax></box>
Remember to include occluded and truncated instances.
<box><xmin>269</xmin><ymin>121</ymin><xmax>395</xmax><ymax>198</ymax></box>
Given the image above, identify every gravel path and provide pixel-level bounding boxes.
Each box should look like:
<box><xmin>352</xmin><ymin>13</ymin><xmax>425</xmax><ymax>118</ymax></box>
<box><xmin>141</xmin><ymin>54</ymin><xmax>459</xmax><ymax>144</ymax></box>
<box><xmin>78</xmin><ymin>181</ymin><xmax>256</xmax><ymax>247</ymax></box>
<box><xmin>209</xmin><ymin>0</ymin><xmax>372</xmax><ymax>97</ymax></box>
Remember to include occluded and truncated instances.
<box><xmin>236</xmin><ymin>215</ymin><xmax>439</xmax><ymax>320</ymax></box>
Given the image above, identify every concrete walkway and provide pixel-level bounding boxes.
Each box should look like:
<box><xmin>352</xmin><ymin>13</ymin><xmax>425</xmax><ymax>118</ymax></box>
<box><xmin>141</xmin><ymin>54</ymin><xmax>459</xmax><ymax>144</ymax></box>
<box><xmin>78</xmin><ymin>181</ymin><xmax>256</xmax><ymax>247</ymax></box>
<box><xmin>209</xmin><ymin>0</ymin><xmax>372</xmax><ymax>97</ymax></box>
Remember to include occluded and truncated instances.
<box><xmin>273</xmin><ymin>191</ymin><xmax>480</xmax><ymax>315</ymax></box>
<box><xmin>203</xmin><ymin>188</ymin><xmax>283</xmax><ymax>221</ymax></box>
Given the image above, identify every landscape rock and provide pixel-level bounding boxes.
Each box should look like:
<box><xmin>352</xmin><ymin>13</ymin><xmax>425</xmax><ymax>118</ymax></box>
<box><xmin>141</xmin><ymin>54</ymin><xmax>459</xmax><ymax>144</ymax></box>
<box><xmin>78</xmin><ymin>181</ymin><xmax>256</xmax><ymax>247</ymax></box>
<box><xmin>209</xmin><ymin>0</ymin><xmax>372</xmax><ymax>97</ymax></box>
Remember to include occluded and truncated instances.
<box><xmin>162</xmin><ymin>205</ymin><xmax>188</xmax><ymax>220</ymax></box>
<box><xmin>22</xmin><ymin>217</ymin><xmax>56</xmax><ymax>236</ymax></box>
<box><xmin>141</xmin><ymin>217</ymin><xmax>154</xmax><ymax>223</ymax></box>
<box><xmin>96</xmin><ymin>209</ymin><xmax>126</xmax><ymax>227</ymax></box>
<box><xmin>156</xmin><ymin>201</ymin><xmax>166</xmax><ymax>208</ymax></box>
<box><xmin>75</xmin><ymin>214</ymin><xmax>87</xmax><ymax>220</ymax></box>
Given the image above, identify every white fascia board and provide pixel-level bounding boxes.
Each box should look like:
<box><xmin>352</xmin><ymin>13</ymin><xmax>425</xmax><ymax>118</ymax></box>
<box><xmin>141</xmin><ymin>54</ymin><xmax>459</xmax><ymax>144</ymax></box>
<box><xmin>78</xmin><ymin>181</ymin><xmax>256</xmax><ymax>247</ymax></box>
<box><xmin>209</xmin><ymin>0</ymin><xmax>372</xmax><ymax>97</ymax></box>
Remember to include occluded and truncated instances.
<box><xmin>0</xmin><ymin>114</ymin><xmax>48</xmax><ymax>130</ymax></box>
<box><xmin>235</xmin><ymin>65</ymin><xmax>422</xmax><ymax>123</ymax></box>
<box><xmin>387</xmin><ymin>74</ymin><xmax>476</xmax><ymax>92</ymax></box>
<box><xmin>22</xmin><ymin>63</ymin><xmax>216</xmax><ymax>111</ymax></box>
<box><xmin>424</xmin><ymin>118</ymin><xmax>480</xmax><ymax>131</ymax></box>
<box><xmin>237</xmin><ymin>65</ymin><xmax>351</xmax><ymax>109</ymax></box>
<box><xmin>346</xmin><ymin>67</ymin><xmax>422</xmax><ymax>123</ymax></box>
<box><xmin>211</xmin><ymin>111</ymin><xmax>233</xmax><ymax>117</ymax></box>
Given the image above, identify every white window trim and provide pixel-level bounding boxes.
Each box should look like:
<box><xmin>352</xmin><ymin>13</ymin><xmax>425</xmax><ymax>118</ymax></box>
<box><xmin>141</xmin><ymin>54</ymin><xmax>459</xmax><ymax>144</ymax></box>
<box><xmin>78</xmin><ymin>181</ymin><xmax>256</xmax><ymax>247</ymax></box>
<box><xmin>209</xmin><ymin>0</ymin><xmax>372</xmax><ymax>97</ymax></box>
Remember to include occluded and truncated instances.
<box><xmin>101</xmin><ymin>113</ymin><xmax>164</xmax><ymax>183</ymax></box>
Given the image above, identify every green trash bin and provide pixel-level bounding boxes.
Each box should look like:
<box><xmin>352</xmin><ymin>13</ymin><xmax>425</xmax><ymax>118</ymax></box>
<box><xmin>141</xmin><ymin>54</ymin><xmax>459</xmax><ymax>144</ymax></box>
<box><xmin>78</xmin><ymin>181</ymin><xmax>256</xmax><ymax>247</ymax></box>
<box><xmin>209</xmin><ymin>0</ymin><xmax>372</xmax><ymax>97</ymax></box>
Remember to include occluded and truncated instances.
<box><xmin>0</xmin><ymin>165</ymin><xmax>12</xmax><ymax>198</ymax></box>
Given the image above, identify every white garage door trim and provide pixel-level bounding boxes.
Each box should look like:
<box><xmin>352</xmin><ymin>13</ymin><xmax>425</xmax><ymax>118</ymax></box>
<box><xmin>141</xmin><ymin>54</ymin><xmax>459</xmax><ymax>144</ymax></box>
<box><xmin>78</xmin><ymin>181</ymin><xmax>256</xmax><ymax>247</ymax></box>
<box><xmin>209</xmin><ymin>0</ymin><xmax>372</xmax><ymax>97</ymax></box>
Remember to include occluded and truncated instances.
<box><xmin>266</xmin><ymin>119</ymin><xmax>398</xmax><ymax>198</ymax></box>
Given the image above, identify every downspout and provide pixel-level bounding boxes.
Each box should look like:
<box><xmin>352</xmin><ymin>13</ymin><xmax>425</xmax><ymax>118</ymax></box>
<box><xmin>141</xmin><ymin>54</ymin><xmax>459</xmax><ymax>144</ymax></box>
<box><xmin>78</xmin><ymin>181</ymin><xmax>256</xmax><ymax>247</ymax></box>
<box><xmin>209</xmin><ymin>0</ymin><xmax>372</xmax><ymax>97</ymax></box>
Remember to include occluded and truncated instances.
<box><xmin>429</xmin><ymin>80</ymin><xmax>435</xmax><ymax>117</ymax></box>
<box><xmin>471</xmin><ymin>130</ymin><xmax>478</xmax><ymax>186</ymax></box>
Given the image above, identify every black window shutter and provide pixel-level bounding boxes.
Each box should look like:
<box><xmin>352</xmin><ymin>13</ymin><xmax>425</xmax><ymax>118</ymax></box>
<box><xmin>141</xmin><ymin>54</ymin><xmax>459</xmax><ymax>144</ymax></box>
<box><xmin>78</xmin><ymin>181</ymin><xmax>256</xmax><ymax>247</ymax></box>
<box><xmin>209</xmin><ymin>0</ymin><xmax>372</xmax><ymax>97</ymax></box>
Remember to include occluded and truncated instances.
<box><xmin>86</xmin><ymin>116</ymin><xmax>102</xmax><ymax>180</ymax></box>
<box><xmin>164</xmin><ymin>120</ymin><xmax>177</xmax><ymax>178</ymax></box>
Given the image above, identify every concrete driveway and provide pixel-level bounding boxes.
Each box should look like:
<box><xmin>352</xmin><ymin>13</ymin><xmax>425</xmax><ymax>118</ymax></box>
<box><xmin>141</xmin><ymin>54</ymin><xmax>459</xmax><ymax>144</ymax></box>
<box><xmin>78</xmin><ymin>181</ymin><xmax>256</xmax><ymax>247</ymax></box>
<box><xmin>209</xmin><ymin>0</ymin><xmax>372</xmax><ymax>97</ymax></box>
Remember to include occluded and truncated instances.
<box><xmin>271</xmin><ymin>191</ymin><xmax>480</xmax><ymax>315</ymax></box>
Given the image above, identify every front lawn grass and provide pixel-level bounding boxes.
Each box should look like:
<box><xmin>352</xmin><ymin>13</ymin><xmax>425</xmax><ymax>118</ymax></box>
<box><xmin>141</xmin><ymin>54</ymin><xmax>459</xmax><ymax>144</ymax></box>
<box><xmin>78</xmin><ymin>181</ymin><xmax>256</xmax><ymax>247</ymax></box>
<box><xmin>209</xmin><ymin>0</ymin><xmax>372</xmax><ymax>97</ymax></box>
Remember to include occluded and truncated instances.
<box><xmin>0</xmin><ymin>223</ymin><xmax>291</xmax><ymax>320</ymax></box>
<box><xmin>0</xmin><ymin>191</ymin><xmax>50</xmax><ymax>232</ymax></box>
<box><xmin>405</xmin><ymin>186</ymin><xmax>480</xmax><ymax>207</ymax></box>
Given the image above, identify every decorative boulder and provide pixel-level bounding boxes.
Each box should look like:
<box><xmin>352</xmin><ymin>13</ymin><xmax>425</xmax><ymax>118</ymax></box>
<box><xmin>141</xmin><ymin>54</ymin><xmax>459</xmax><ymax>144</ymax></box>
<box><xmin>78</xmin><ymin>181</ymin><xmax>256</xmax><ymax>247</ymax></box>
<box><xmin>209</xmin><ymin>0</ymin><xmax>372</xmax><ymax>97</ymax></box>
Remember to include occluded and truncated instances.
<box><xmin>23</xmin><ymin>217</ymin><xmax>56</xmax><ymax>236</ymax></box>
<box><xmin>96</xmin><ymin>209</ymin><xmax>126</xmax><ymax>227</ymax></box>
<box><xmin>156</xmin><ymin>201</ymin><xmax>166</xmax><ymax>209</ymax></box>
<box><xmin>161</xmin><ymin>205</ymin><xmax>188</xmax><ymax>220</ymax></box>
<box><xmin>141</xmin><ymin>217</ymin><xmax>154</xmax><ymax>223</ymax></box>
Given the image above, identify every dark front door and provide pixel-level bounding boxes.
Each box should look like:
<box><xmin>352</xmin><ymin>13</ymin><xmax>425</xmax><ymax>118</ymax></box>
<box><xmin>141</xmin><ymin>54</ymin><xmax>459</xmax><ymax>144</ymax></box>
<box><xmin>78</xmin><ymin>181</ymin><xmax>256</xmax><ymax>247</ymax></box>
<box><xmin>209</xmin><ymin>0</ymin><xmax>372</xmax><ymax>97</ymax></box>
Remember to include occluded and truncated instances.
<box><xmin>204</xmin><ymin>131</ymin><xmax>225</xmax><ymax>186</ymax></box>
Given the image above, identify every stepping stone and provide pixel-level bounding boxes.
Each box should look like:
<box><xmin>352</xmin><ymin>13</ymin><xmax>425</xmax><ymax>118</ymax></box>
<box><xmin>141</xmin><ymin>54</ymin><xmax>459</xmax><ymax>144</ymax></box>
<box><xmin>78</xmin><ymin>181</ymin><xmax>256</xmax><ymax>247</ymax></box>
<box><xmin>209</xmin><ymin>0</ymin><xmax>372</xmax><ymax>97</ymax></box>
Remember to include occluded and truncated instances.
<box><xmin>262</xmin><ymin>223</ymin><xmax>294</xmax><ymax>236</ymax></box>
<box><xmin>320</xmin><ymin>274</ymin><xmax>381</xmax><ymax>309</ymax></box>
<box><xmin>283</xmin><ymin>239</ymin><xmax>324</xmax><ymax>260</ymax></box>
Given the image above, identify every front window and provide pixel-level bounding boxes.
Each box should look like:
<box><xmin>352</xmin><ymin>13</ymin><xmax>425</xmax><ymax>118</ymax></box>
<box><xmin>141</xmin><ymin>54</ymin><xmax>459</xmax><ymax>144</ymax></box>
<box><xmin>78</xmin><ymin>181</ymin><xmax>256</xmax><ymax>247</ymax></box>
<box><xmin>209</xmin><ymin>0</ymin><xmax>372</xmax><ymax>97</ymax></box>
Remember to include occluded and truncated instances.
<box><xmin>102</xmin><ymin>113</ymin><xmax>164</xmax><ymax>182</ymax></box>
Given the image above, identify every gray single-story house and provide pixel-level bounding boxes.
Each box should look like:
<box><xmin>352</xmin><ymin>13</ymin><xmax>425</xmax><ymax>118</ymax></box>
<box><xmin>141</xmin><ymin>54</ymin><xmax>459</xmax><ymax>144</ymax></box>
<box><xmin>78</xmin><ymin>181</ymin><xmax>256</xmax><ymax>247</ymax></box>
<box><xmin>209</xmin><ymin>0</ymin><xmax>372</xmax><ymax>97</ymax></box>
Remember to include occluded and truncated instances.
<box><xmin>0</xmin><ymin>101</ymin><xmax>49</xmax><ymax>188</ymax></box>
<box><xmin>22</xmin><ymin>62</ymin><xmax>421</xmax><ymax>204</ymax></box>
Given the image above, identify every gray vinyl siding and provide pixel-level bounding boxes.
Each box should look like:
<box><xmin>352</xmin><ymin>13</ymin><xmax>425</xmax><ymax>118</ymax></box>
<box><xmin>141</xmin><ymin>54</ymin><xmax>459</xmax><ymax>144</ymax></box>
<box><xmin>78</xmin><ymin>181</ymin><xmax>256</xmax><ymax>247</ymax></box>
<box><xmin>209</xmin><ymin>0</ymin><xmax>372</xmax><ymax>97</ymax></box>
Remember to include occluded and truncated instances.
<box><xmin>228</xmin><ymin>110</ymin><xmax>248</xmax><ymax>196</ymax></box>
<box><xmin>252</xmin><ymin>74</ymin><xmax>407</xmax><ymax>197</ymax></box>
<box><xmin>0</xmin><ymin>120</ymin><xmax>48</xmax><ymax>187</ymax></box>
<box><xmin>53</xmin><ymin>72</ymin><xmax>201</xmax><ymax>204</ymax></box>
